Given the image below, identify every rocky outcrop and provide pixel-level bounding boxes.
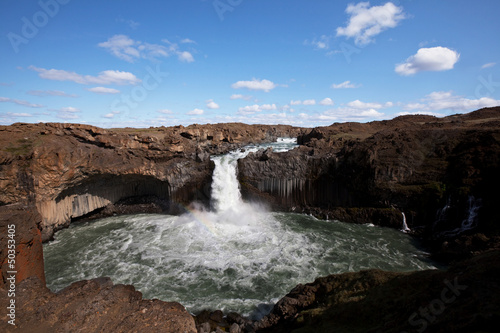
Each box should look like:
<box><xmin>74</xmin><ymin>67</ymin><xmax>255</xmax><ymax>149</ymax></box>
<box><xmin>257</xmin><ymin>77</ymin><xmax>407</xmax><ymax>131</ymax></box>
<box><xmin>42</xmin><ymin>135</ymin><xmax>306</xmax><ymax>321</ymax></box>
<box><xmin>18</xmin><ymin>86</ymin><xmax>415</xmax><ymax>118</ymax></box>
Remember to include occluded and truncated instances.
<box><xmin>253</xmin><ymin>250</ymin><xmax>500</xmax><ymax>333</ymax></box>
<box><xmin>239</xmin><ymin>108</ymin><xmax>500</xmax><ymax>245</ymax></box>
<box><xmin>0</xmin><ymin>205</ymin><xmax>45</xmax><ymax>289</ymax></box>
<box><xmin>0</xmin><ymin>277</ymin><xmax>197</xmax><ymax>333</ymax></box>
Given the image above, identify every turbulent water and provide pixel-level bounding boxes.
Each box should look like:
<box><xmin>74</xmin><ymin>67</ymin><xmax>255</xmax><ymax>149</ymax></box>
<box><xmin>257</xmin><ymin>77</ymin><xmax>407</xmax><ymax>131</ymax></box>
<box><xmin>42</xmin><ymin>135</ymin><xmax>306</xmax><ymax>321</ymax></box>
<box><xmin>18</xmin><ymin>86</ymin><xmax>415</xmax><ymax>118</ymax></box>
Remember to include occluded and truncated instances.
<box><xmin>44</xmin><ymin>138</ymin><xmax>437</xmax><ymax>319</ymax></box>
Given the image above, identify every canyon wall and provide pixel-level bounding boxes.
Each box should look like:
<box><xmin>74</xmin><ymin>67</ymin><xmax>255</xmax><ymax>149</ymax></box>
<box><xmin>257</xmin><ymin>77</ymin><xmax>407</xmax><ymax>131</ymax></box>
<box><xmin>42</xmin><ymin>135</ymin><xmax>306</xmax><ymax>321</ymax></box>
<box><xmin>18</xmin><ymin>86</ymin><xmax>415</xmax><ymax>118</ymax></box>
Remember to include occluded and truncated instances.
<box><xmin>0</xmin><ymin>122</ymin><xmax>301</xmax><ymax>243</ymax></box>
<box><xmin>239</xmin><ymin>108</ymin><xmax>500</xmax><ymax>244</ymax></box>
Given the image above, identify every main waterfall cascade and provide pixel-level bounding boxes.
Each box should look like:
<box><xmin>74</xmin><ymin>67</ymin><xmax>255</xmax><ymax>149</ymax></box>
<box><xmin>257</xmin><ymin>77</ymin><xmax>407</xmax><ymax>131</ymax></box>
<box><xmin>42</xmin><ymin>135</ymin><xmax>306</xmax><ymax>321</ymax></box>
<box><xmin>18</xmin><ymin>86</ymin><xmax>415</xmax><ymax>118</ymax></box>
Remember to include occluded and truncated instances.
<box><xmin>44</xmin><ymin>138</ymin><xmax>437</xmax><ymax>319</ymax></box>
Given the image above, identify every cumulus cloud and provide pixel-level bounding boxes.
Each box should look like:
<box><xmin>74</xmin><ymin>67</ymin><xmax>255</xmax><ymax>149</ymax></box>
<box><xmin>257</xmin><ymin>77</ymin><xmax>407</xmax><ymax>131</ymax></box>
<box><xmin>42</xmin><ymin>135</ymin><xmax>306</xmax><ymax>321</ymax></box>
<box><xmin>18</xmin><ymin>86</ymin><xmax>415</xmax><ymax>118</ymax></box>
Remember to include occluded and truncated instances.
<box><xmin>347</xmin><ymin>100</ymin><xmax>393</xmax><ymax>109</ymax></box>
<box><xmin>206</xmin><ymin>99</ymin><xmax>220</xmax><ymax>109</ymax></box>
<box><xmin>29</xmin><ymin>66</ymin><xmax>141</xmax><ymax>85</ymax></box>
<box><xmin>336</xmin><ymin>2</ymin><xmax>406</xmax><ymax>45</ymax></box>
<box><xmin>98</xmin><ymin>35</ymin><xmax>195</xmax><ymax>63</ymax></box>
<box><xmin>230</xmin><ymin>94</ymin><xmax>253</xmax><ymax>100</ymax></box>
<box><xmin>319</xmin><ymin>98</ymin><xmax>334</xmax><ymax>106</ymax></box>
<box><xmin>331</xmin><ymin>81</ymin><xmax>361</xmax><ymax>89</ymax></box>
<box><xmin>187</xmin><ymin>108</ymin><xmax>204</xmax><ymax>115</ymax></box>
<box><xmin>0</xmin><ymin>96</ymin><xmax>44</xmax><ymax>108</ymax></box>
<box><xmin>395</xmin><ymin>47</ymin><xmax>460</xmax><ymax>76</ymax></box>
<box><xmin>87</xmin><ymin>87</ymin><xmax>120</xmax><ymax>94</ymax></box>
<box><xmin>303</xmin><ymin>99</ymin><xmax>316</xmax><ymax>106</ymax></box>
<box><xmin>178</xmin><ymin>51</ymin><xmax>195</xmax><ymax>63</ymax></box>
<box><xmin>404</xmin><ymin>91</ymin><xmax>500</xmax><ymax>112</ymax></box>
<box><xmin>238</xmin><ymin>104</ymin><xmax>277</xmax><ymax>115</ymax></box>
<box><xmin>231</xmin><ymin>79</ymin><xmax>277</xmax><ymax>92</ymax></box>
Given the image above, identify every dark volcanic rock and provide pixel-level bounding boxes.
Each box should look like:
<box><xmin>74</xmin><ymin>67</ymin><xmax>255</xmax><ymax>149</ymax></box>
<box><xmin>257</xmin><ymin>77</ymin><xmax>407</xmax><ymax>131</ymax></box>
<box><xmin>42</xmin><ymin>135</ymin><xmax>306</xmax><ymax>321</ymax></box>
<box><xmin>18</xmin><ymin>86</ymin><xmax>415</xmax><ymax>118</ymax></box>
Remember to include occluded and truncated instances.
<box><xmin>0</xmin><ymin>277</ymin><xmax>197</xmax><ymax>333</ymax></box>
<box><xmin>239</xmin><ymin>108</ymin><xmax>500</xmax><ymax>245</ymax></box>
<box><xmin>254</xmin><ymin>250</ymin><xmax>500</xmax><ymax>333</ymax></box>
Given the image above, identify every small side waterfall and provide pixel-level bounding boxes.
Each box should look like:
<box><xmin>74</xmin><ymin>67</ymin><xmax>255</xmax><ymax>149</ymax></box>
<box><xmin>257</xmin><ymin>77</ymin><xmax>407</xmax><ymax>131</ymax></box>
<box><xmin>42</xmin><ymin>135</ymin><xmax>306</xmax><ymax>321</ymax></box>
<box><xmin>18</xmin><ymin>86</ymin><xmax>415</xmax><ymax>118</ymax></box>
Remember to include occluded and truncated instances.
<box><xmin>461</xmin><ymin>196</ymin><xmax>481</xmax><ymax>231</ymax></box>
<box><xmin>439</xmin><ymin>196</ymin><xmax>482</xmax><ymax>237</ymax></box>
<box><xmin>401</xmin><ymin>212</ymin><xmax>411</xmax><ymax>233</ymax></box>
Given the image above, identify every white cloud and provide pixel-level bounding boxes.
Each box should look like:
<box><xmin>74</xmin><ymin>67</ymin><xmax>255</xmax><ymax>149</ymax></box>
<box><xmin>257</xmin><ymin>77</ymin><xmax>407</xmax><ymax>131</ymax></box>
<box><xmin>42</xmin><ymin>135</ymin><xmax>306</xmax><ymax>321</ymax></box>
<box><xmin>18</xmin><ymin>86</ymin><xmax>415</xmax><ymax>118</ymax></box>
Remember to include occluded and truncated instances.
<box><xmin>336</xmin><ymin>2</ymin><xmax>406</xmax><ymax>45</ymax></box>
<box><xmin>347</xmin><ymin>100</ymin><xmax>393</xmax><ymax>109</ymax></box>
<box><xmin>180</xmin><ymin>38</ymin><xmax>196</xmax><ymax>44</ymax></box>
<box><xmin>303</xmin><ymin>99</ymin><xmax>316</xmax><ymax>106</ymax></box>
<box><xmin>178</xmin><ymin>51</ymin><xmax>195</xmax><ymax>63</ymax></box>
<box><xmin>87</xmin><ymin>87</ymin><xmax>120</xmax><ymax>94</ymax></box>
<box><xmin>404</xmin><ymin>91</ymin><xmax>500</xmax><ymax>112</ymax></box>
<box><xmin>319</xmin><ymin>98</ymin><xmax>334</xmax><ymax>106</ymax></box>
<box><xmin>331</xmin><ymin>80</ymin><xmax>361</xmax><ymax>89</ymax></box>
<box><xmin>206</xmin><ymin>99</ymin><xmax>220</xmax><ymax>109</ymax></box>
<box><xmin>304</xmin><ymin>35</ymin><xmax>331</xmax><ymax>50</ymax></box>
<box><xmin>102</xmin><ymin>111</ymin><xmax>120</xmax><ymax>119</ymax></box>
<box><xmin>230</xmin><ymin>94</ymin><xmax>252</xmax><ymax>100</ymax></box>
<box><xmin>6</xmin><ymin>112</ymin><xmax>33</xmax><ymax>117</ymax></box>
<box><xmin>98</xmin><ymin>35</ymin><xmax>195</xmax><ymax>63</ymax></box>
<box><xmin>187</xmin><ymin>108</ymin><xmax>204</xmax><ymax>115</ymax></box>
<box><xmin>27</xmin><ymin>90</ymin><xmax>77</xmax><ymax>97</ymax></box>
<box><xmin>290</xmin><ymin>100</ymin><xmax>302</xmax><ymax>105</ymax></box>
<box><xmin>0</xmin><ymin>96</ymin><xmax>44</xmax><ymax>108</ymax></box>
<box><xmin>29</xmin><ymin>66</ymin><xmax>141</xmax><ymax>85</ymax></box>
<box><xmin>481</xmin><ymin>62</ymin><xmax>496</xmax><ymax>69</ymax></box>
<box><xmin>238</xmin><ymin>104</ymin><xmax>277</xmax><ymax>115</ymax></box>
<box><xmin>395</xmin><ymin>47</ymin><xmax>460</xmax><ymax>76</ymax></box>
<box><xmin>51</xmin><ymin>106</ymin><xmax>81</xmax><ymax>120</ymax></box>
<box><xmin>158</xmin><ymin>109</ymin><xmax>173</xmax><ymax>114</ymax></box>
<box><xmin>231</xmin><ymin>79</ymin><xmax>277</xmax><ymax>92</ymax></box>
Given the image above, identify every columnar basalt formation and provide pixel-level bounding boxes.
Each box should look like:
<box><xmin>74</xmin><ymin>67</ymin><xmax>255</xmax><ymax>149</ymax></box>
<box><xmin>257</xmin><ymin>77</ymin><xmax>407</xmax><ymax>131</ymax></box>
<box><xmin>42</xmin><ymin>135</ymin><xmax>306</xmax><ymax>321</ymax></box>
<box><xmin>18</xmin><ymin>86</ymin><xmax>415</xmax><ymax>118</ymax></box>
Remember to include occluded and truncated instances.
<box><xmin>238</xmin><ymin>108</ymin><xmax>500</xmax><ymax>246</ymax></box>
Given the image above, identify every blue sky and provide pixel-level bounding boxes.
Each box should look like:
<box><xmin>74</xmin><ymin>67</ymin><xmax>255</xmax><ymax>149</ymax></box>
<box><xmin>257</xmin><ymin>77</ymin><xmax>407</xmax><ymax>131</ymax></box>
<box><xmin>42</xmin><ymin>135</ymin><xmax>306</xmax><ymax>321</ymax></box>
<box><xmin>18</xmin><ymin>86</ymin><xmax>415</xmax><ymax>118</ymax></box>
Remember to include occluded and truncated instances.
<box><xmin>1</xmin><ymin>0</ymin><xmax>499</xmax><ymax>128</ymax></box>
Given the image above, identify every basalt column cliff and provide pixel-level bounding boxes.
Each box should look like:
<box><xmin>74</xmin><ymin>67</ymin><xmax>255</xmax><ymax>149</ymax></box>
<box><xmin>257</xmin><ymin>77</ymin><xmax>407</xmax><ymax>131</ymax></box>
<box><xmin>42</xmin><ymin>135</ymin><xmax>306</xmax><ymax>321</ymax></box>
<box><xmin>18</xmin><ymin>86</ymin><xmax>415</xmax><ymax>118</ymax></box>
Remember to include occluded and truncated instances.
<box><xmin>239</xmin><ymin>108</ymin><xmax>500</xmax><ymax>257</ymax></box>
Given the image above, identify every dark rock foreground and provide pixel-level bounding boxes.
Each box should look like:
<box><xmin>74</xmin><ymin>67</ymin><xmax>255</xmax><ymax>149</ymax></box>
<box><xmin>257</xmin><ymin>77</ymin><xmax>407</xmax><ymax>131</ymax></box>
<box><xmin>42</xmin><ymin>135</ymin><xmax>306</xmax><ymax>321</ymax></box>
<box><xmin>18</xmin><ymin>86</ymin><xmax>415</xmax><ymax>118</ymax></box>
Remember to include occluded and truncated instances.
<box><xmin>1</xmin><ymin>108</ymin><xmax>500</xmax><ymax>332</ymax></box>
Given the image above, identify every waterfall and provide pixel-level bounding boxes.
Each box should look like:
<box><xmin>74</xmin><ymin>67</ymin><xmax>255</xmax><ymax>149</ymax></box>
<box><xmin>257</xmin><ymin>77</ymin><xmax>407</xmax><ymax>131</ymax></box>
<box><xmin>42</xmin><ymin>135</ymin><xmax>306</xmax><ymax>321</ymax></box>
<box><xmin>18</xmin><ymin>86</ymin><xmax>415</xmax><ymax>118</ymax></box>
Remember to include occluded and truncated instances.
<box><xmin>433</xmin><ymin>197</ymin><xmax>451</xmax><ymax>231</ymax></box>
<box><xmin>461</xmin><ymin>196</ymin><xmax>481</xmax><ymax>231</ymax></box>
<box><xmin>209</xmin><ymin>138</ymin><xmax>299</xmax><ymax>212</ymax></box>
<box><xmin>439</xmin><ymin>196</ymin><xmax>481</xmax><ymax>237</ymax></box>
<box><xmin>210</xmin><ymin>153</ymin><xmax>245</xmax><ymax>212</ymax></box>
<box><xmin>401</xmin><ymin>212</ymin><xmax>411</xmax><ymax>233</ymax></box>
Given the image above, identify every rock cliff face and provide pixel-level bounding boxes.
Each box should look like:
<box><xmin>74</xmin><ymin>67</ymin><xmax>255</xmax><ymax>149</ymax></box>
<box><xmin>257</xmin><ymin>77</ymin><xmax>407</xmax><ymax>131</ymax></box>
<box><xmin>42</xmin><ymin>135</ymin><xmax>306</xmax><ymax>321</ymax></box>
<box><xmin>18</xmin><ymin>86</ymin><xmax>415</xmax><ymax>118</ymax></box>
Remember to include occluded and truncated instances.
<box><xmin>0</xmin><ymin>122</ymin><xmax>301</xmax><ymax>242</ymax></box>
<box><xmin>239</xmin><ymin>108</ymin><xmax>500</xmax><ymax>246</ymax></box>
